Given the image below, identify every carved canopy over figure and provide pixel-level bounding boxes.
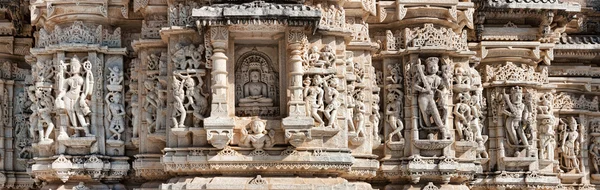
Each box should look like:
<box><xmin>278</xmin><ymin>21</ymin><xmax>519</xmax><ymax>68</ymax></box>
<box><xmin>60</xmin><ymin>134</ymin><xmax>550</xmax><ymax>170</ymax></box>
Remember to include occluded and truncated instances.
<box><xmin>55</xmin><ymin>56</ymin><xmax>94</xmax><ymax>137</ymax></box>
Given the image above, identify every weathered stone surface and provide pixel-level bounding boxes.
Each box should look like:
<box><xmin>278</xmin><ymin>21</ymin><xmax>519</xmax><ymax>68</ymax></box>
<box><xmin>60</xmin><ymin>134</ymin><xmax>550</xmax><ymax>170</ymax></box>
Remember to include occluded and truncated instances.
<box><xmin>0</xmin><ymin>0</ymin><xmax>598</xmax><ymax>189</ymax></box>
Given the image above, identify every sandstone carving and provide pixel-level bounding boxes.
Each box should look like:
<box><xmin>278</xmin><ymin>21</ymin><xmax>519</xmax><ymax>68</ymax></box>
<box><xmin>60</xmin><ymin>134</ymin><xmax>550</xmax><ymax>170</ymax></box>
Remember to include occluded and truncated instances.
<box><xmin>2</xmin><ymin>0</ymin><xmax>598</xmax><ymax>189</ymax></box>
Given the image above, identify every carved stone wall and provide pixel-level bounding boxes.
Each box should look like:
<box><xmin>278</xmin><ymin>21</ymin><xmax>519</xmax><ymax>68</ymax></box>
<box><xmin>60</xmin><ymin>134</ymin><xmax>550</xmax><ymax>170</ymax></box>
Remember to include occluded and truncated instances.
<box><xmin>0</xmin><ymin>0</ymin><xmax>598</xmax><ymax>189</ymax></box>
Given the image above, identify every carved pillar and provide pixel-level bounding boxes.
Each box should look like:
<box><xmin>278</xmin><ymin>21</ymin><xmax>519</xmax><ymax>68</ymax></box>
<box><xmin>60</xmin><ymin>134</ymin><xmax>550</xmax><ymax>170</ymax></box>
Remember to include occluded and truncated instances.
<box><xmin>4</xmin><ymin>80</ymin><xmax>13</xmax><ymax>172</ymax></box>
<box><xmin>282</xmin><ymin>29</ymin><xmax>313</xmax><ymax>147</ymax></box>
<box><xmin>204</xmin><ymin>26</ymin><xmax>234</xmax><ymax>149</ymax></box>
<box><xmin>286</xmin><ymin>29</ymin><xmax>308</xmax><ymax>118</ymax></box>
<box><xmin>0</xmin><ymin>79</ymin><xmax>4</xmax><ymax>171</ymax></box>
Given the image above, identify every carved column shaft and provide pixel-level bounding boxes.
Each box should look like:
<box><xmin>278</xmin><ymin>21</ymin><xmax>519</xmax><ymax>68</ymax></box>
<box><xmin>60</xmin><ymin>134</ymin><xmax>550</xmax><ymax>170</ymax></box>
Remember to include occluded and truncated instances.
<box><xmin>0</xmin><ymin>79</ymin><xmax>4</xmax><ymax>171</ymax></box>
<box><xmin>4</xmin><ymin>80</ymin><xmax>13</xmax><ymax>171</ymax></box>
<box><xmin>209</xmin><ymin>27</ymin><xmax>229</xmax><ymax>117</ymax></box>
<box><xmin>287</xmin><ymin>30</ymin><xmax>307</xmax><ymax>116</ymax></box>
<box><xmin>204</xmin><ymin>26</ymin><xmax>234</xmax><ymax>149</ymax></box>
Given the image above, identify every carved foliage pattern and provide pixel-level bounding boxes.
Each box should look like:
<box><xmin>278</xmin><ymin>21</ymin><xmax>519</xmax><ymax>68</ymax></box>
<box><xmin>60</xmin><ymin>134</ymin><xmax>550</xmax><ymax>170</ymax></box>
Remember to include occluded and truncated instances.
<box><xmin>37</xmin><ymin>21</ymin><xmax>121</xmax><ymax>48</ymax></box>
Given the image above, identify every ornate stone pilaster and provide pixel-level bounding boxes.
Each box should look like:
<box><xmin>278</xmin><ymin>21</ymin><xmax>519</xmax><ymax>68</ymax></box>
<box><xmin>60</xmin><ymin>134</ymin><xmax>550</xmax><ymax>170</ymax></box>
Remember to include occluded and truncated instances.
<box><xmin>204</xmin><ymin>26</ymin><xmax>234</xmax><ymax>149</ymax></box>
<box><xmin>282</xmin><ymin>29</ymin><xmax>314</xmax><ymax>147</ymax></box>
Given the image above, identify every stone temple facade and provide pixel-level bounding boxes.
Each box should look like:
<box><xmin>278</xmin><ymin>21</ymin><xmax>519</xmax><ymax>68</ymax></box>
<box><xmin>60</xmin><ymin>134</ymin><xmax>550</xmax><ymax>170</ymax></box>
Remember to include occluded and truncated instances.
<box><xmin>0</xmin><ymin>0</ymin><xmax>599</xmax><ymax>189</ymax></box>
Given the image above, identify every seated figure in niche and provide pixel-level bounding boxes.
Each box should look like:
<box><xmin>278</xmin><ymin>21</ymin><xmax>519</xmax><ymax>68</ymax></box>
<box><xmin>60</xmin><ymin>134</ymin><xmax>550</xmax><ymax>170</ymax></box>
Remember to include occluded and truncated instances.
<box><xmin>239</xmin><ymin>70</ymin><xmax>273</xmax><ymax>107</ymax></box>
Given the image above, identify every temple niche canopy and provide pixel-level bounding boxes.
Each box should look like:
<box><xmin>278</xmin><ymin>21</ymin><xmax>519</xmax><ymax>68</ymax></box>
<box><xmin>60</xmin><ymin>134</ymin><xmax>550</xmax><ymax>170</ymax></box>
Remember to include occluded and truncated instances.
<box><xmin>193</xmin><ymin>1</ymin><xmax>321</xmax><ymax>27</ymax></box>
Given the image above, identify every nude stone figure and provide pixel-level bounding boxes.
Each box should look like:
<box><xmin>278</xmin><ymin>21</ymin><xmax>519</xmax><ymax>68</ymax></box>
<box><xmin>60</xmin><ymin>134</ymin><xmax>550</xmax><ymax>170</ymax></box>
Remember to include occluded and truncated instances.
<box><xmin>239</xmin><ymin>70</ymin><xmax>273</xmax><ymax>107</ymax></box>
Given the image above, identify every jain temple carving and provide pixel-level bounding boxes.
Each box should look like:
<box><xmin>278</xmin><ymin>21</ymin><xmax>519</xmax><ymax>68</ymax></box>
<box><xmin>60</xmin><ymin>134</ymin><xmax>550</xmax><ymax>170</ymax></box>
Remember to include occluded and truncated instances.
<box><xmin>0</xmin><ymin>0</ymin><xmax>599</xmax><ymax>189</ymax></box>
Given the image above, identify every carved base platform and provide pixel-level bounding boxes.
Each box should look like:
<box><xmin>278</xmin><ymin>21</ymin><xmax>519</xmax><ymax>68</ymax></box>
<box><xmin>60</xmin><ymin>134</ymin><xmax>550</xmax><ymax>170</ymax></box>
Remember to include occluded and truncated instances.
<box><xmin>384</xmin><ymin>183</ymin><xmax>469</xmax><ymax>190</ymax></box>
<box><xmin>57</xmin><ymin>136</ymin><xmax>97</xmax><ymax>155</ymax></box>
<box><xmin>131</xmin><ymin>137</ymin><xmax>140</xmax><ymax>148</ymax></box>
<box><xmin>133</xmin><ymin>154</ymin><xmax>171</xmax><ymax>181</ymax></box>
<box><xmin>31</xmin><ymin>155</ymin><xmax>129</xmax><ymax>183</ymax></box>
<box><xmin>39</xmin><ymin>182</ymin><xmax>124</xmax><ymax>190</ymax></box>
<box><xmin>148</xmin><ymin>131</ymin><xmax>167</xmax><ymax>143</ymax></box>
<box><xmin>161</xmin><ymin>176</ymin><xmax>374</xmax><ymax>190</ymax></box>
<box><xmin>162</xmin><ymin>147</ymin><xmax>353</xmax><ymax>175</ymax></box>
<box><xmin>341</xmin><ymin>156</ymin><xmax>379</xmax><ymax>180</ymax></box>
<box><xmin>501</xmin><ymin>156</ymin><xmax>537</xmax><ymax>168</ymax></box>
<box><xmin>381</xmin><ymin>156</ymin><xmax>480</xmax><ymax>184</ymax></box>
<box><xmin>106</xmin><ymin>140</ymin><xmax>125</xmax><ymax>156</ymax></box>
<box><xmin>32</xmin><ymin>140</ymin><xmax>55</xmax><ymax>157</ymax></box>
<box><xmin>413</xmin><ymin>139</ymin><xmax>453</xmax><ymax>150</ymax></box>
<box><xmin>483</xmin><ymin>172</ymin><xmax>561</xmax><ymax>189</ymax></box>
<box><xmin>348</xmin><ymin>132</ymin><xmax>365</xmax><ymax>146</ymax></box>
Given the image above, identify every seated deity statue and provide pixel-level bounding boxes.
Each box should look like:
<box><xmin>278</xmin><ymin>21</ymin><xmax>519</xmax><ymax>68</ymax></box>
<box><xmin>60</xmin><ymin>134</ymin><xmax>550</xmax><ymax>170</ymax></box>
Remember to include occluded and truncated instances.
<box><xmin>239</xmin><ymin>70</ymin><xmax>273</xmax><ymax>107</ymax></box>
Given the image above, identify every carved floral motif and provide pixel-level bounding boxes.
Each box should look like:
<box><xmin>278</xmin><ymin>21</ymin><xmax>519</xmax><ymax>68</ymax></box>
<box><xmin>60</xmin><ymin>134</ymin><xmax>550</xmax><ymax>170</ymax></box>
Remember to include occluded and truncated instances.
<box><xmin>37</xmin><ymin>21</ymin><xmax>121</xmax><ymax>48</ymax></box>
<box><xmin>404</xmin><ymin>24</ymin><xmax>468</xmax><ymax>51</ymax></box>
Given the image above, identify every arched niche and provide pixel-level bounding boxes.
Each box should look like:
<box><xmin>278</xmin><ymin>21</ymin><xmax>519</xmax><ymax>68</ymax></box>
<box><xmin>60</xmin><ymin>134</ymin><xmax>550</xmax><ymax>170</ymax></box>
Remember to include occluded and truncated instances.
<box><xmin>234</xmin><ymin>49</ymin><xmax>280</xmax><ymax>117</ymax></box>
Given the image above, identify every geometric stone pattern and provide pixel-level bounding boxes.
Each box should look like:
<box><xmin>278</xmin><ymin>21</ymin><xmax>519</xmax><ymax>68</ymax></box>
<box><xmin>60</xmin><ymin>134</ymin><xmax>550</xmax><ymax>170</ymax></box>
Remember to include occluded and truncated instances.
<box><xmin>0</xmin><ymin>0</ymin><xmax>597</xmax><ymax>189</ymax></box>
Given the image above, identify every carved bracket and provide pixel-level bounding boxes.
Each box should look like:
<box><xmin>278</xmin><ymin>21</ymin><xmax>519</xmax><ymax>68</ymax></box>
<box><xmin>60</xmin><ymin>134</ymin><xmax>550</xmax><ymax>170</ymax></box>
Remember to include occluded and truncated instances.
<box><xmin>285</xmin><ymin>129</ymin><xmax>312</xmax><ymax>148</ymax></box>
<box><xmin>206</xmin><ymin>129</ymin><xmax>233</xmax><ymax>149</ymax></box>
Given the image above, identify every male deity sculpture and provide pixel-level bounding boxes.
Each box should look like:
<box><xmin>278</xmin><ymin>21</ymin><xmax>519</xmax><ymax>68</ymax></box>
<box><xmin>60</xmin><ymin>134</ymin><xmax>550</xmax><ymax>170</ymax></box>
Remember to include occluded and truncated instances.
<box><xmin>106</xmin><ymin>92</ymin><xmax>125</xmax><ymax>141</ymax></box>
<box><xmin>323</xmin><ymin>75</ymin><xmax>340</xmax><ymax>128</ymax></box>
<box><xmin>55</xmin><ymin>56</ymin><xmax>94</xmax><ymax>137</ymax></box>
<box><xmin>539</xmin><ymin>117</ymin><xmax>556</xmax><ymax>160</ymax></box>
<box><xmin>319</xmin><ymin>45</ymin><xmax>336</xmax><ymax>69</ymax></box>
<box><xmin>560</xmin><ymin>117</ymin><xmax>580</xmax><ymax>172</ymax></box>
<box><xmin>239</xmin><ymin>70</ymin><xmax>273</xmax><ymax>107</ymax></box>
<box><xmin>190</xmin><ymin>76</ymin><xmax>208</xmax><ymax>127</ymax></box>
<box><xmin>470</xmin><ymin>93</ymin><xmax>488</xmax><ymax>158</ymax></box>
<box><xmin>501</xmin><ymin>86</ymin><xmax>530</xmax><ymax>149</ymax></box>
<box><xmin>304</xmin><ymin>46</ymin><xmax>321</xmax><ymax>69</ymax></box>
<box><xmin>143</xmin><ymin>80</ymin><xmax>158</xmax><ymax>133</ymax></box>
<box><xmin>27</xmin><ymin>87</ymin><xmax>39</xmax><ymax>140</ymax></box>
<box><xmin>454</xmin><ymin>93</ymin><xmax>472</xmax><ymax>141</ymax></box>
<box><xmin>34</xmin><ymin>87</ymin><xmax>55</xmax><ymax>142</ymax></box>
<box><xmin>304</xmin><ymin>76</ymin><xmax>325</xmax><ymax>127</ymax></box>
<box><xmin>413</xmin><ymin>57</ymin><xmax>448</xmax><ymax>138</ymax></box>
<box><xmin>386</xmin><ymin>91</ymin><xmax>404</xmax><ymax>142</ymax></box>
<box><xmin>590</xmin><ymin>138</ymin><xmax>600</xmax><ymax>174</ymax></box>
<box><xmin>172</xmin><ymin>43</ymin><xmax>187</xmax><ymax>70</ymax></box>
<box><xmin>240</xmin><ymin>118</ymin><xmax>275</xmax><ymax>150</ymax></box>
<box><xmin>131</xmin><ymin>95</ymin><xmax>139</xmax><ymax>138</ymax></box>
